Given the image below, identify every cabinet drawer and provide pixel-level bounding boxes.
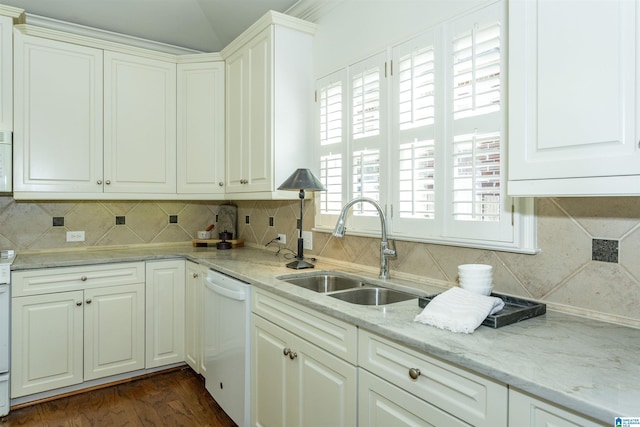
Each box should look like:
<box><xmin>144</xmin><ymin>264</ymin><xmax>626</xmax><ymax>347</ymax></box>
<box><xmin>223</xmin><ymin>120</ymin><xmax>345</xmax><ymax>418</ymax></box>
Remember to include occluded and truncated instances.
<box><xmin>252</xmin><ymin>289</ymin><xmax>358</xmax><ymax>364</ymax></box>
<box><xmin>12</xmin><ymin>262</ymin><xmax>145</xmax><ymax>297</ymax></box>
<box><xmin>359</xmin><ymin>369</ymin><xmax>471</xmax><ymax>427</ymax></box>
<box><xmin>359</xmin><ymin>329</ymin><xmax>507</xmax><ymax>427</ymax></box>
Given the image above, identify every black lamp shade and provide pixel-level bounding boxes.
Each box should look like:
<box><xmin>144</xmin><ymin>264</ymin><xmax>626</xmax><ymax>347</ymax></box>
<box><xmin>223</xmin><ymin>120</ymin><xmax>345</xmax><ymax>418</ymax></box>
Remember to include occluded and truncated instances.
<box><xmin>278</xmin><ymin>168</ymin><xmax>325</xmax><ymax>191</ymax></box>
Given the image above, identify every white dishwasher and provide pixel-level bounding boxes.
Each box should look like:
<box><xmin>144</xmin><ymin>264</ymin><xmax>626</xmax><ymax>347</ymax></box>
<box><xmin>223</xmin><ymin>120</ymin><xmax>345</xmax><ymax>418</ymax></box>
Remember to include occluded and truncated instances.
<box><xmin>204</xmin><ymin>269</ymin><xmax>251</xmax><ymax>427</ymax></box>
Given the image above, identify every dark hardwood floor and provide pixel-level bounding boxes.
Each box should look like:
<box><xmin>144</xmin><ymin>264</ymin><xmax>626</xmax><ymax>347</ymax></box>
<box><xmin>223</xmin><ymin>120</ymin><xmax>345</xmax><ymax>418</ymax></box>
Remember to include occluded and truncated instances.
<box><xmin>0</xmin><ymin>367</ymin><xmax>237</xmax><ymax>427</ymax></box>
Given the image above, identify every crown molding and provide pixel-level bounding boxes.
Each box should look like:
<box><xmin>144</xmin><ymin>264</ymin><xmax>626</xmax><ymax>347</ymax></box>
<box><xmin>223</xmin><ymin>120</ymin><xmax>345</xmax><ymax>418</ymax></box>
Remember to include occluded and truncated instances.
<box><xmin>177</xmin><ymin>52</ymin><xmax>224</xmax><ymax>64</ymax></box>
<box><xmin>0</xmin><ymin>4</ymin><xmax>24</xmax><ymax>22</ymax></box>
<box><xmin>285</xmin><ymin>0</ymin><xmax>344</xmax><ymax>22</ymax></box>
<box><xmin>221</xmin><ymin>10</ymin><xmax>316</xmax><ymax>58</ymax></box>
<box><xmin>23</xmin><ymin>13</ymin><xmax>202</xmax><ymax>55</ymax></box>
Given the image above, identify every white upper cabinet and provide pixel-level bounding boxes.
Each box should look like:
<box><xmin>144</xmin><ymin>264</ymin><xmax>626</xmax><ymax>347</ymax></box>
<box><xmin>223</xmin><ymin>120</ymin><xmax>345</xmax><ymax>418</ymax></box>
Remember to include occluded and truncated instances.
<box><xmin>0</xmin><ymin>13</ymin><xmax>17</xmax><ymax>131</ymax></box>
<box><xmin>222</xmin><ymin>12</ymin><xmax>316</xmax><ymax>198</ymax></box>
<box><xmin>177</xmin><ymin>61</ymin><xmax>225</xmax><ymax>197</ymax></box>
<box><xmin>104</xmin><ymin>51</ymin><xmax>177</xmax><ymax>194</ymax></box>
<box><xmin>13</xmin><ymin>32</ymin><xmax>104</xmax><ymax>194</ymax></box>
<box><xmin>508</xmin><ymin>0</ymin><xmax>640</xmax><ymax>196</ymax></box>
<box><xmin>13</xmin><ymin>26</ymin><xmax>180</xmax><ymax>200</ymax></box>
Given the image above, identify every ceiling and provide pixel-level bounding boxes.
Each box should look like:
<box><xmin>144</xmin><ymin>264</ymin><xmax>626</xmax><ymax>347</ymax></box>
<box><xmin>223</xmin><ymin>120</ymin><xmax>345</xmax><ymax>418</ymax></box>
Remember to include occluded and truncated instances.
<box><xmin>1</xmin><ymin>0</ymin><xmax>303</xmax><ymax>52</ymax></box>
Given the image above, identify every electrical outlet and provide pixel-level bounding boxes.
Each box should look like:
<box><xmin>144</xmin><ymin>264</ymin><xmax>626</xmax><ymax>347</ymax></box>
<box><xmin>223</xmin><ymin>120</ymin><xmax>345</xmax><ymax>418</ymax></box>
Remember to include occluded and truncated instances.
<box><xmin>302</xmin><ymin>231</ymin><xmax>312</xmax><ymax>250</ymax></box>
<box><xmin>277</xmin><ymin>233</ymin><xmax>287</xmax><ymax>244</ymax></box>
<box><xmin>66</xmin><ymin>231</ymin><xmax>85</xmax><ymax>242</ymax></box>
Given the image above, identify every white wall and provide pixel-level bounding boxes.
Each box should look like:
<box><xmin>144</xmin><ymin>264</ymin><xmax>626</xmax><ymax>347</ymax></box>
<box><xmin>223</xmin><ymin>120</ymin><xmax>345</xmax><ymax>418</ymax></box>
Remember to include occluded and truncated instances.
<box><xmin>312</xmin><ymin>0</ymin><xmax>492</xmax><ymax>77</ymax></box>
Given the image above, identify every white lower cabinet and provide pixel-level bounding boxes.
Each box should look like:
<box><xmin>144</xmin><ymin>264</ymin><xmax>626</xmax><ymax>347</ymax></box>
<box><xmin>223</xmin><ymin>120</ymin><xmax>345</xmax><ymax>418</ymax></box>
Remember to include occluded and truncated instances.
<box><xmin>9</xmin><ymin>261</ymin><xmax>189</xmax><ymax>401</ymax></box>
<box><xmin>251</xmin><ymin>289</ymin><xmax>358</xmax><ymax>427</ymax></box>
<box><xmin>11</xmin><ymin>290</ymin><xmax>84</xmax><ymax>396</ymax></box>
<box><xmin>358</xmin><ymin>329</ymin><xmax>508</xmax><ymax>427</ymax></box>
<box><xmin>185</xmin><ymin>261</ymin><xmax>207</xmax><ymax>375</ymax></box>
<box><xmin>145</xmin><ymin>260</ymin><xmax>185</xmax><ymax>368</ymax></box>
<box><xmin>253</xmin><ymin>315</ymin><xmax>357</xmax><ymax>427</ymax></box>
<box><xmin>508</xmin><ymin>388</ymin><xmax>606</xmax><ymax>427</ymax></box>
<box><xmin>358</xmin><ymin>369</ymin><xmax>470</xmax><ymax>427</ymax></box>
<box><xmin>11</xmin><ymin>282</ymin><xmax>145</xmax><ymax>397</ymax></box>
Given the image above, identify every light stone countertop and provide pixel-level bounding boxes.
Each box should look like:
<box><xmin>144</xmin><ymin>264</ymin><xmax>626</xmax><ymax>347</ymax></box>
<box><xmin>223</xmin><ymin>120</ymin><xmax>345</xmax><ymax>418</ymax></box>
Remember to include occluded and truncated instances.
<box><xmin>10</xmin><ymin>244</ymin><xmax>640</xmax><ymax>423</ymax></box>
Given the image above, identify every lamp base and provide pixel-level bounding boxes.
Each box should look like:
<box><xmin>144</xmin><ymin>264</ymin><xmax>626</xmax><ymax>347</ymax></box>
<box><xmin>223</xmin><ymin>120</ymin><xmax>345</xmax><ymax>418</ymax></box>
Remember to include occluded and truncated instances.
<box><xmin>285</xmin><ymin>258</ymin><xmax>315</xmax><ymax>269</ymax></box>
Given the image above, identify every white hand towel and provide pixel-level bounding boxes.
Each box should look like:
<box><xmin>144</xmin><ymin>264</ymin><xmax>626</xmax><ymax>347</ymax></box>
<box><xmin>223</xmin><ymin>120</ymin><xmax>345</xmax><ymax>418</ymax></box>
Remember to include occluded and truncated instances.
<box><xmin>414</xmin><ymin>287</ymin><xmax>505</xmax><ymax>334</ymax></box>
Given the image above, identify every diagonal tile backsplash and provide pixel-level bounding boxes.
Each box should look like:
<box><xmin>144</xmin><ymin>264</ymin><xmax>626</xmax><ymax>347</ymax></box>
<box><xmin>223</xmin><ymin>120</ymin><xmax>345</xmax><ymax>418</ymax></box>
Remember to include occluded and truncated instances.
<box><xmin>1</xmin><ymin>196</ymin><xmax>640</xmax><ymax>327</ymax></box>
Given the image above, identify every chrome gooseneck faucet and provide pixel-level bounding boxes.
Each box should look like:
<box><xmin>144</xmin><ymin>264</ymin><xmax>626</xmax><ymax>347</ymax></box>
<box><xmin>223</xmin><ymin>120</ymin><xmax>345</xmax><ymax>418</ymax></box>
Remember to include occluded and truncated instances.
<box><xmin>333</xmin><ymin>197</ymin><xmax>397</xmax><ymax>280</ymax></box>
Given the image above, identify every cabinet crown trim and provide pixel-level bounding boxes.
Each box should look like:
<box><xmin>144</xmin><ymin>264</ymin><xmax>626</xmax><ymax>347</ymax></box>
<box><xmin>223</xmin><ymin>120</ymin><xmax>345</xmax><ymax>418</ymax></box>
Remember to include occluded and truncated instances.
<box><xmin>220</xmin><ymin>10</ymin><xmax>316</xmax><ymax>58</ymax></box>
<box><xmin>0</xmin><ymin>5</ymin><xmax>24</xmax><ymax>21</ymax></box>
<box><xmin>14</xmin><ymin>23</ymin><xmax>186</xmax><ymax>61</ymax></box>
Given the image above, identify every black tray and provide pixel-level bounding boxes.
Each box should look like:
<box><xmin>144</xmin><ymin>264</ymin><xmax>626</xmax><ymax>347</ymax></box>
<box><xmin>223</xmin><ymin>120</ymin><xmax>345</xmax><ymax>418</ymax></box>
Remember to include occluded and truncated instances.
<box><xmin>418</xmin><ymin>292</ymin><xmax>546</xmax><ymax>328</ymax></box>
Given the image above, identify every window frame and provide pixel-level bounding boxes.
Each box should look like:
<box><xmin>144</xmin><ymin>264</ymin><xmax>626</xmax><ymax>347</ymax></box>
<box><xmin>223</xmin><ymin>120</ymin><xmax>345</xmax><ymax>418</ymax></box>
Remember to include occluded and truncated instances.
<box><xmin>314</xmin><ymin>0</ymin><xmax>537</xmax><ymax>254</ymax></box>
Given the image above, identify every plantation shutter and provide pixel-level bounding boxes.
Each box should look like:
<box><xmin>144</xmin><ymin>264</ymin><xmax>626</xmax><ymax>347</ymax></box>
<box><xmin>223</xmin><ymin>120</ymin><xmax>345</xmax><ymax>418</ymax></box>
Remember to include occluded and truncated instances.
<box><xmin>445</xmin><ymin>2</ymin><xmax>513</xmax><ymax>242</ymax></box>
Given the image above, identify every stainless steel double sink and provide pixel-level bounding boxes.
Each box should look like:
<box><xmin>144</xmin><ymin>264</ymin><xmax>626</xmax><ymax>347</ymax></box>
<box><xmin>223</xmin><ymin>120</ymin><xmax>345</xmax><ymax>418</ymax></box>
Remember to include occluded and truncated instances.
<box><xmin>277</xmin><ymin>271</ymin><xmax>423</xmax><ymax>306</ymax></box>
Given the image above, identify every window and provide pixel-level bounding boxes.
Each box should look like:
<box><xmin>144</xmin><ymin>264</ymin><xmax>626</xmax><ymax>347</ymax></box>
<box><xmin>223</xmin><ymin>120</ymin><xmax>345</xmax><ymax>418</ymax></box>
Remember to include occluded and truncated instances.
<box><xmin>315</xmin><ymin>0</ymin><xmax>535</xmax><ymax>253</ymax></box>
<box><xmin>316</xmin><ymin>70</ymin><xmax>347</xmax><ymax>228</ymax></box>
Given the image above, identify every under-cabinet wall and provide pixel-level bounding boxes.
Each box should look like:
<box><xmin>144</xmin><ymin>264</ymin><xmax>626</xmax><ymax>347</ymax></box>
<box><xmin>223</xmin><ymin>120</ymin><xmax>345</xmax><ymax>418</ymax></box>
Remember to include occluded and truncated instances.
<box><xmin>1</xmin><ymin>196</ymin><xmax>640</xmax><ymax>326</ymax></box>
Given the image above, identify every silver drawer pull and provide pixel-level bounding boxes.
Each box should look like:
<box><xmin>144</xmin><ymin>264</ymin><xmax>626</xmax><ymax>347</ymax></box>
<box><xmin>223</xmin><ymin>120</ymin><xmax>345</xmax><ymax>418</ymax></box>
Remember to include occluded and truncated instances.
<box><xmin>283</xmin><ymin>348</ymin><xmax>291</xmax><ymax>357</ymax></box>
<box><xmin>409</xmin><ymin>368</ymin><xmax>421</xmax><ymax>380</ymax></box>
<box><xmin>80</xmin><ymin>276</ymin><xmax>88</xmax><ymax>281</ymax></box>
<box><xmin>76</xmin><ymin>301</ymin><xmax>82</xmax><ymax>306</ymax></box>
<box><xmin>289</xmin><ymin>351</ymin><xmax>298</xmax><ymax>360</ymax></box>
<box><xmin>86</xmin><ymin>298</ymin><xmax>92</xmax><ymax>304</ymax></box>
<box><xmin>193</xmin><ymin>273</ymin><xmax>199</xmax><ymax>278</ymax></box>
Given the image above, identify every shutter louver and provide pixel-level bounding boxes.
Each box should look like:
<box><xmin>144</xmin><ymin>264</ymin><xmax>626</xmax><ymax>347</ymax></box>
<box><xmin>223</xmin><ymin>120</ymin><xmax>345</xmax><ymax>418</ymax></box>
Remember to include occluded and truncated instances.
<box><xmin>452</xmin><ymin>131</ymin><xmax>501</xmax><ymax>221</ymax></box>
<box><xmin>452</xmin><ymin>22</ymin><xmax>501</xmax><ymax>119</ymax></box>
<box><xmin>399</xmin><ymin>139</ymin><xmax>435</xmax><ymax>219</ymax></box>
<box><xmin>399</xmin><ymin>47</ymin><xmax>435</xmax><ymax>130</ymax></box>
<box><xmin>352</xmin><ymin>148</ymin><xmax>380</xmax><ymax>215</ymax></box>
<box><xmin>319</xmin><ymin>81</ymin><xmax>343</xmax><ymax>146</ymax></box>
<box><xmin>319</xmin><ymin>153</ymin><xmax>343</xmax><ymax>214</ymax></box>
<box><xmin>352</xmin><ymin>68</ymin><xmax>381</xmax><ymax>139</ymax></box>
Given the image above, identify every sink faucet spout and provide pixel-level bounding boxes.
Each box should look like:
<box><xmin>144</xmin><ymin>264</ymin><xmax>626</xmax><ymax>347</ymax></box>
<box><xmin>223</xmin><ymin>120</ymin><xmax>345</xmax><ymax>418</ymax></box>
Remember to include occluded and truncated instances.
<box><xmin>332</xmin><ymin>197</ymin><xmax>397</xmax><ymax>280</ymax></box>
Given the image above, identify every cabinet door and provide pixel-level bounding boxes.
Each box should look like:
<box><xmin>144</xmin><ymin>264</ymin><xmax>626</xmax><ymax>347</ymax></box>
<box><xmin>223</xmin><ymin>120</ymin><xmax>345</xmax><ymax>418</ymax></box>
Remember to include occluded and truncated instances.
<box><xmin>185</xmin><ymin>261</ymin><xmax>206</xmax><ymax>374</ymax></box>
<box><xmin>252</xmin><ymin>314</ymin><xmax>357</xmax><ymax>427</ymax></box>
<box><xmin>225</xmin><ymin>28</ymin><xmax>273</xmax><ymax>193</ymax></box>
<box><xmin>145</xmin><ymin>260</ymin><xmax>185</xmax><ymax>368</ymax></box>
<box><xmin>13</xmin><ymin>32</ymin><xmax>103</xmax><ymax>193</ymax></box>
<box><xmin>177</xmin><ymin>62</ymin><xmax>225</xmax><ymax>195</ymax></box>
<box><xmin>84</xmin><ymin>283</ymin><xmax>145</xmax><ymax>381</ymax></box>
<box><xmin>508</xmin><ymin>388</ymin><xmax>606</xmax><ymax>427</ymax></box>
<box><xmin>359</xmin><ymin>369</ymin><xmax>471</xmax><ymax>427</ymax></box>
<box><xmin>0</xmin><ymin>16</ymin><xmax>13</xmax><ymax>131</ymax></box>
<box><xmin>11</xmin><ymin>291</ymin><xmax>84</xmax><ymax>397</ymax></box>
<box><xmin>295</xmin><ymin>332</ymin><xmax>357</xmax><ymax>427</ymax></box>
<box><xmin>508</xmin><ymin>0</ymin><xmax>639</xmax><ymax>195</ymax></box>
<box><xmin>104</xmin><ymin>51</ymin><xmax>176</xmax><ymax>194</ymax></box>
<box><xmin>252</xmin><ymin>314</ymin><xmax>291</xmax><ymax>427</ymax></box>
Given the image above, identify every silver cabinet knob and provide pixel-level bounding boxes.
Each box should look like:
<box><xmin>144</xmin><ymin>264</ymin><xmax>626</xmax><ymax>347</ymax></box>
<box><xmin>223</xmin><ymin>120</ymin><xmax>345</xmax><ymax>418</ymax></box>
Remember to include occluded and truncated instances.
<box><xmin>193</xmin><ymin>273</ymin><xmax>199</xmax><ymax>278</ymax></box>
<box><xmin>86</xmin><ymin>298</ymin><xmax>92</xmax><ymax>304</ymax></box>
<box><xmin>105</xmin><ymin>180</ymin><xmax>111</xmax><ymax>185</ymax></box>
<box><xmin>80</xmin><ymin>276</ymin><xmax>88</xmax><ymax>281</ymax></box>
<box><xmin>218</xmin><ymin>182</ymin><xmax>224</xmax><ymax>187</ymax></box>
<box><xmin>409</xmin><ymin>368</ymin><xmax>421</xmax><ymax>380</ymax></box>
<box><xmin>283</xmin><ymin>348</ymin><xmax>291</xmax><ymax>357</ymax></box>
<box><xmin>289</xmin><ymin>351</ymin><xmax>298</xmax><ymax>360</ymax></box>
<box><xmin>76</xmin><ymin>301</ymin><xmax>82</xmax><ymax>306</ymax></box>
<box><xmin>97</xmin><ymin>180</ymin><xmax>103</xmax><ymax>185</ymax></box>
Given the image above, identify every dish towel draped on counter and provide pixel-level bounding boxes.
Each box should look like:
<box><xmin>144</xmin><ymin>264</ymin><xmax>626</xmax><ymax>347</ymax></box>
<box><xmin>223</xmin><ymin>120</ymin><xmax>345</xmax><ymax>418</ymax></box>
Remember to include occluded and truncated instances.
<box><xmin>414</xmin><ymin>287</ymin><xmax>505</xmax><ymax>334</ymax></box>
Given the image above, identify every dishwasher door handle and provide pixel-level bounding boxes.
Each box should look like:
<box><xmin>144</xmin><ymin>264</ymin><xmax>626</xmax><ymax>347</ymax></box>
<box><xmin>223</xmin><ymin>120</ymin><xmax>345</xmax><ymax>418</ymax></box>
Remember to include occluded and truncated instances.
<box><xmin>204</xmin><ymin>278</ymin><xmax>247</xmax><ymax>301</ymax></box>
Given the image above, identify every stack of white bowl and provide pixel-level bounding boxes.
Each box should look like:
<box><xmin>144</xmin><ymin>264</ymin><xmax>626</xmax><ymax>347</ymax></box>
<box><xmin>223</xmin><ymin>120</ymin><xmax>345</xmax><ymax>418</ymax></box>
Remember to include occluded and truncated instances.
<box><xmin>458</xmin><ymin>264</ymin><xmax>493</xmax><ymax>295</ymax></box>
